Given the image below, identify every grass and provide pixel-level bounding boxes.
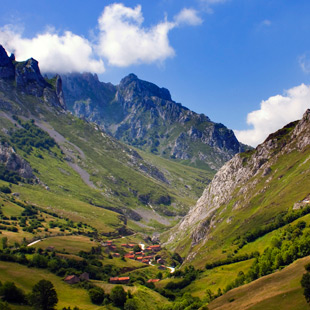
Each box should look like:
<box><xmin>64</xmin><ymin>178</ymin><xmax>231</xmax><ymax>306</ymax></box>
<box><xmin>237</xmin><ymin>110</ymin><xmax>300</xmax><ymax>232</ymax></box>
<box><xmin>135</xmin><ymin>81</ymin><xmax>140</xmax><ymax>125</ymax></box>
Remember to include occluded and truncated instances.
<box><xmin>183</xmin><ymin>143</ymin><xmax>310</xmax><ymax>267</ymax></box>
<box><xmin>185</xmin><ymin>259</ymin><xmax>255</xmax><ymax>298</ymax></box>
<box><xmin>207</xmin><ymin>256</ymin><xmax>310</xmax><ymax>310</ymax></box>
<box><xmin>29</xmin><ymin>235</ymin><xmax>97</xmax><ymax>254</ymax></box>
<box><xmin>0</xmin><ymin>261</ymin><xmax>101</xmax><ymax>310</ymax></box>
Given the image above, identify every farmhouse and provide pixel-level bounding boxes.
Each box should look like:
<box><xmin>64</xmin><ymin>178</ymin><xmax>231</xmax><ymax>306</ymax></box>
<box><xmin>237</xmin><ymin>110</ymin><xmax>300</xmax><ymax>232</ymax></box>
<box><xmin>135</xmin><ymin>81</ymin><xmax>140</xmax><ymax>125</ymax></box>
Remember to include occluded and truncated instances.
<box><xmin>147</xmin><ymin>279</ymin><xmax>160</xmax><ymax>283</ymax></box>
<box><xmin>64</xmin><ymin>275</ymin><xmax>80</xmax><ymax>284</ymax></box>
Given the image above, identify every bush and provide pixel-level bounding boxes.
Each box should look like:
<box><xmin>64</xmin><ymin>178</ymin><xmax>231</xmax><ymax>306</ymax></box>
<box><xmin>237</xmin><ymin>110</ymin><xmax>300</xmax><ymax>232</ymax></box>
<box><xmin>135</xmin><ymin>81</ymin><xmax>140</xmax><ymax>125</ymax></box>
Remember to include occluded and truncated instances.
<box><xmin>110</xmin><ymin>285</ymin><xmax>127</xmax><ymax>307</ymax></box>
<box><xmin>88</xmin><ymin>287</ymin><xmax>105</xmax><ymax>305</ymax></box>
<box><xmin>0</xmin><ymin>281</ymin><xmax>26</xmax><ymax>304</ymax></box>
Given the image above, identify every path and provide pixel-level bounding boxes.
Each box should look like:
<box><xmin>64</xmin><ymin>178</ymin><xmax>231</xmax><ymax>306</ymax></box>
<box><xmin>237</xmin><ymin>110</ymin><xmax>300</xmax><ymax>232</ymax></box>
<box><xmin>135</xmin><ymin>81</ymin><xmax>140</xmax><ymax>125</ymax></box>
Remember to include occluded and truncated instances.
<box><xmin>27</xmin><ymin>239</ymin><xmax>42</xmax><ymax>247</ymax></box>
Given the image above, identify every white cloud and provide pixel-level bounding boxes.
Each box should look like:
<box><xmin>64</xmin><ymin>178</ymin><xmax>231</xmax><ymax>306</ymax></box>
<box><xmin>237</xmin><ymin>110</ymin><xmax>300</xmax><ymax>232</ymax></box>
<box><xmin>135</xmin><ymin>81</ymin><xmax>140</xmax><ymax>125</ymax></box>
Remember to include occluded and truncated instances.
<box><xmin>96</xmin><ymin>4</ymin><xmax>203</xmax><ymax>67</ymax></box>
<box><xmin>299</xmin><ymin>52</ymin><xmax>310</xmax><ymax>74</ymax></box>
<box><xmin>0</xmin><ymin>25</ymin><xmax>105</xmax><ymax>73</ymax></box>
<box><xmin>0</xmin><ymin>4</ymin><xmax>203</xmax><ymax>71</ymax></box>
<box><xmin>174</xmin><ymin>8</ymin><xmax>203</xmax><ymax>26</ymax></box>
<box><xmin>200</xmin><ymin>0</ymin><xmax>228</xmax><ymax>13</ymax></box>
<box><xmin>234</xmin><ymin>84</ymin><xmax>310</xmax><ymax>147</ymax></box>
<box><xmin>96</xmin><ymin>3</ymin><xmax>176</xmax><ymax>67</ymax></box>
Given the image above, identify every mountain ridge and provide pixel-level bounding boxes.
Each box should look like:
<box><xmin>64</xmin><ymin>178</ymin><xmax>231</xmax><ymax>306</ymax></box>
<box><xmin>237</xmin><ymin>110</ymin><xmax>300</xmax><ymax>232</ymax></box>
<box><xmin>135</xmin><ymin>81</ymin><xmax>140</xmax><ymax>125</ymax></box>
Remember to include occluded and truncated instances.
<box><xmin>165</xmin><ymin>109</ymin><xmax>310</xmax><ymax>266</ymax></box>
<box><xmin>61</xmin><ymin>72</ymin><xmax>248</xmax><ymax>171</ymax></box>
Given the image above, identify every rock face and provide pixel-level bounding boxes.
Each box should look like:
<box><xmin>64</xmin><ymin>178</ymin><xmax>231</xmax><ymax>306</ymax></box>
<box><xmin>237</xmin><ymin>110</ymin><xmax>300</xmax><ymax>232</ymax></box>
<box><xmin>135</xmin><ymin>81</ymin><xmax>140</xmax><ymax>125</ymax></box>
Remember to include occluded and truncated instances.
<box><xmin>0</xmin><ymin>46</ymin><xmax>15</xmax><ymax>79</ymax></box>
<box><xmin>0</xmin><ymin>142</ymin><xmax>34</xmax><ymax>179</ymax></box>
<box><xmin>62</xmin><ymin>72</ymin><xmax>247</xmax><ymax>171</ymax></box>
<box><xmin>167</xmin><ymin>109</ymin><xmax>310</xmax><ymax>249</ymax></box>
<box><xmin>0</xmin><ymin>45</ymin><xmax>65</xmax><ymax>109</ymax></box>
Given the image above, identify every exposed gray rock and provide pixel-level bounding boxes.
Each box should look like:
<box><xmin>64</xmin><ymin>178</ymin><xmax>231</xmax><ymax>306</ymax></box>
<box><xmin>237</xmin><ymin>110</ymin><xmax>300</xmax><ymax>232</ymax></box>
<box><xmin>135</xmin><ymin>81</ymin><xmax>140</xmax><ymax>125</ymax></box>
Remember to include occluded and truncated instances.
<box><xmin>61</xmin><ymin>72</ymin><xmax>246</xmax><ymax>171</ymax></box>
<box><xmin>0</xmin><ymin>143</ymin><xmax>35</xmax><ymax>179</ymax></box>
<box><xmin>0</xmin><ymin>45</ymin><xmax>15</xmax><ymax>79</ymax></box>
<box><xmin>166</xmin><ymin>109</ymin><xmax>310</xmax><ymax>248</ymax></box>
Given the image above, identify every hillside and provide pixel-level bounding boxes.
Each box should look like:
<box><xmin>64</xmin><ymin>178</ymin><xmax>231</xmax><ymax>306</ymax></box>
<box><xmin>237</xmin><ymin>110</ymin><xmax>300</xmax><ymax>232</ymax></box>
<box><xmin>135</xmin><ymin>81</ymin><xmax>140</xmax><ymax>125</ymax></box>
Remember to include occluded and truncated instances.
<box><xmin>165</xmin><ymin>109</ymin><xmax>310</xmax><ymax>267</ymax></box>
<box><xmin>61</xmin><ymin>72</ymin><xmax>248</xmax><ymax>171</ymax></box>
<box><xmin>0</xmin><ymin>45</ymin><xmax>212</xmax><ymax>235</ymax></box>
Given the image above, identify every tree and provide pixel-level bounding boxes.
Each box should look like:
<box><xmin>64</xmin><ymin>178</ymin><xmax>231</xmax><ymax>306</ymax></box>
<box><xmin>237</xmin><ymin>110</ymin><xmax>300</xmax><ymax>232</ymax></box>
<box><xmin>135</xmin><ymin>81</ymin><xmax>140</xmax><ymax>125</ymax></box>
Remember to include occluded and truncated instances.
<box><xmin>0</xmin><ymin>282</ymin><xmax>25</xmax><ymax>303</ymax></box>
<box><xmin>110</xmin><ymin>285</ymin><xmax>127</xmax><ymax>307</ymax></box>
<box><xmin>88</xmin><ymin>287</ymin><xmax>105</xmax><ymax>305</ymax></box>
<box><xmin>133</xmin><ymin>245</ymin><xmax>141</xmax><ymax>253</ymax></box>
<box><xmin>29</xmin><ymin>280</ymin><xmax>58</xmax><ymax>310</ymax></box>
<box><xmin>301</xmin><ymin>272</ymin><xmax>310</xmax><ymax>304</ymax></box>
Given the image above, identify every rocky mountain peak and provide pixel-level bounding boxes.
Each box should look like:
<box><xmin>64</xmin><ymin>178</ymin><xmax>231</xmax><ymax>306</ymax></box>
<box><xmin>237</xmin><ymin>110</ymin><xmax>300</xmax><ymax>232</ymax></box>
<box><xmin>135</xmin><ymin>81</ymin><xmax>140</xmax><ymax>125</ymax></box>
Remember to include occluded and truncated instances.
<box><xmin>15</xmin><ymin>58</ymin><xmax>48</xmax><ymax>92</ymax></box>
<box><xmin>118</xmin><ymin>73</ymin><xmax>172</xmax><ymax>102</ymax></box>
<box><xmin>0</xmin><ymin>45</ymin><xmax>15</xmax><ymax>79</ymax></box>
<box><xmin>0</xmin><ymin>45</ymin><xmax>66</xmax><ymax>109</ymax></box>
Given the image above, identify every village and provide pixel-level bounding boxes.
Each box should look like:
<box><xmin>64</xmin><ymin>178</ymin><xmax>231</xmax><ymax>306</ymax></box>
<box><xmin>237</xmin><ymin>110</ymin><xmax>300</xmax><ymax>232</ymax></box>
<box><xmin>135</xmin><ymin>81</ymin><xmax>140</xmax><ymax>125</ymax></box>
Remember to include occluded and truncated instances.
<box><xmin>63</xmin><ymin>239</ymin><xmax>174</xmax><ymax>286</ymax></box>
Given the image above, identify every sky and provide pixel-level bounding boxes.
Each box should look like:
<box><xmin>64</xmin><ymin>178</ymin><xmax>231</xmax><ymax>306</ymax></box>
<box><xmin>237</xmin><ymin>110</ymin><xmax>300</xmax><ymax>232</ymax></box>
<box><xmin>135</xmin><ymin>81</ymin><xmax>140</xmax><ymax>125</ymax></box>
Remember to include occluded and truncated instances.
<box><xmin>1</xmin><ymin>0</ymin><xmax>310</xmax><ymax>146</ymax></box>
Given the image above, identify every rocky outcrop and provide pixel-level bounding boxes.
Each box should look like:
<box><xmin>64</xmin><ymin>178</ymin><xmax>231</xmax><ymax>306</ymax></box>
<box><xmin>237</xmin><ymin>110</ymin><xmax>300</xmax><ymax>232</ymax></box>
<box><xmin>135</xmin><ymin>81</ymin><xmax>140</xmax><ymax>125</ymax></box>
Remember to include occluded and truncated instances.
<box><xmin>61</xmin><ymin>72</ymin><xmax>246</xmax><ymax>171</ymax></box>
<box><xmin>0</xmin><ymin>45</ymin><xmax>65</xmax><ymax>109</ymax></box>
<box><xmin>167</xmin><ymin>109</ymin><xmax>310</xmax><ymax>248</ymax></box>
<box><xmin>0</xmin><ymin>142</ymin><xmax>35</xmax><ymax>179</ymax></box>
<box><xmin>0</xmin><ymin>46</ymin><xmax>15</xmax><ymax>79</ymax></box>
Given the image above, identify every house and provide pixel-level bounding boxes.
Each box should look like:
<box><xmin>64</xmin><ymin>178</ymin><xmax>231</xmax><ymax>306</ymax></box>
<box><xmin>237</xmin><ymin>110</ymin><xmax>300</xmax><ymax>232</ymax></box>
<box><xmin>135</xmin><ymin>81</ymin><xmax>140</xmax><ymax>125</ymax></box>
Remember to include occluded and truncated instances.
<box><xmin>64</xmin><ymin>275</ymin><xmax>80</xmax><ymax>284</ymax></box>
<box><xmin>109</xmin><ymin>277</ymin><xmax>130</xmax><ymax>284</ymax></box>
<box><xmin>136</xmin><ymin>256</ymin><xmax>143</xmax><ymax>261</ymax></box>
<box><xmin>109</xmin><ymin>245</ymin><xmax>117</xmax><ymax>251</ymax></box>
<box><xmin>142</xmin><ymin>259</ymin><xmax>150</xmax><ymax>264</ymax></box>
<box><xmin>147</xmin><ymin>279</ymin><xmax>160</xmax><ymax>283</ymax></box>
<box><xmin>121</xmin><ymin>243</ymin><xmax>129</xmax><ymax>248</ymax></box>
<box><xmin>124</xmin><ymin>254</ymin><xmax>135</xmax><ymax>259</ymax></box>
<box><xmin>128</xmin><ymin>244</ymin><xmax>136</xmax><ymax>248</ymax></box>
<box><xmin>46</xmin><ymin>246</ymin><xmax>55</xmax><ymax>252</ymax></box>
<box><xmin>113</xmin><ymin>253</ymin><xmax>120</xmax><ymax>257</ymax></box>
<box><xmin>79</xmin><ymin>272</ymin><xmax>89</xmax><ymax>281</ymax></box>
<box><xmin>149</xmin><ymin>245</ymin><xmax>161</xmax><ymax>252</ymax></box>
<box><xmin>158</xmin><ymin>265</ymin><xmax>167</xmax><ymax>270</ymax></box>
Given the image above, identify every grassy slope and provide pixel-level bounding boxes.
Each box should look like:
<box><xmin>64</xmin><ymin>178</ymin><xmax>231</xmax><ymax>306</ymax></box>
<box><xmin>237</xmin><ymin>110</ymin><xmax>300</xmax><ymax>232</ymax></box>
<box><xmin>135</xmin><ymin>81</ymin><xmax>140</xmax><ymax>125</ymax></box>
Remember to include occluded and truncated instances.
<box><xmin>0</xmin><ymin>95</ymin><xmax>211</xmax><ymax>233</ymax></box>
<box><xmin>0</xmin><ymin>261</ymin><xmax>99</xmax><ymax>310</ymax></box>
<box><xmin>207</xmin><ymin>256</ymin><xmax>310</xmax><ymax>310</ymax></box>
<box><xmin>184</xmin><ymin>143</ymin><xmax>310</xmax><ymax>268</ymax></box>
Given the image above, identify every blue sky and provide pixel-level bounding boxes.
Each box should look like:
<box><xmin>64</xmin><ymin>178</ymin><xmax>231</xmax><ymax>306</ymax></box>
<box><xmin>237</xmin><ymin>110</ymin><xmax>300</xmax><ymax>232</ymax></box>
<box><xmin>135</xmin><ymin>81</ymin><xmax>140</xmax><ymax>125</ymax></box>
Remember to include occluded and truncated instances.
<box><xmin>1</xmin><ymin>0</ymin><xmax>310</xmax><ymax>146</ymax></box>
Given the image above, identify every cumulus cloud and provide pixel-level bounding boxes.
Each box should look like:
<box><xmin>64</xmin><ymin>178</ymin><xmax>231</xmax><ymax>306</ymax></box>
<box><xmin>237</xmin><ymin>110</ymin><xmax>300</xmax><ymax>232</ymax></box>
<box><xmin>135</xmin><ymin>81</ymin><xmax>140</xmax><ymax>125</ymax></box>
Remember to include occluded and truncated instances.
<box><xmin>97</xmin><ymin>3</ymin><xmax>176</xmax><ymax>67</ymax></box>
<box><xmin>234</xmin><ymin>84</ymin><xmax>310</xmax><ymax>147</ymax></box>
<box><xmin>299</xmin><ymin>52</ymin><xmax>310</xmax><ymax>74</ymax></box>
<box><xmin>0</xmin><ymin>3</ymin><xmax>203</xmax><ymax>72</ymax></box>
<box><xmin>0</xmin><ymin>25</ymin><xmax>105</xmax><ymax>73</ymax></box>
<box><xmin>174</xmin><ymin>8</ymin><xmax>203</xmax><ymax>26</ymax></box>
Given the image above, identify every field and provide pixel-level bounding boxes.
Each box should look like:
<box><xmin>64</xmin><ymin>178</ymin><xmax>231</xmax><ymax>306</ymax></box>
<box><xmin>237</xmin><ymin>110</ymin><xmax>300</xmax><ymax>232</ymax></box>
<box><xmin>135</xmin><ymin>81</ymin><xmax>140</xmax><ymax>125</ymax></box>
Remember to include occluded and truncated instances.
<box><xmin>208</xmin><ymin>256</ymin><xmax>310</xmax><ymax>310</ymax></box>
<box><xmin>0</xmin><ymin>261</ymin><xmax>101</xmax><ymax>310</ymax></box>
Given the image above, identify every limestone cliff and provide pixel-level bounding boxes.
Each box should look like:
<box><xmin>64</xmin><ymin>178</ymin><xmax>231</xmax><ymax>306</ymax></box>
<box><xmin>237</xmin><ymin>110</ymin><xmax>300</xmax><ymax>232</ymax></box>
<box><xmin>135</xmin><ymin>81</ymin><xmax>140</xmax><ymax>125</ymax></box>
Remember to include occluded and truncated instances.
<box><xmin>166</xmin><ymin>109</ymin><xmax>310</xmax><ymax>259</ymax></box>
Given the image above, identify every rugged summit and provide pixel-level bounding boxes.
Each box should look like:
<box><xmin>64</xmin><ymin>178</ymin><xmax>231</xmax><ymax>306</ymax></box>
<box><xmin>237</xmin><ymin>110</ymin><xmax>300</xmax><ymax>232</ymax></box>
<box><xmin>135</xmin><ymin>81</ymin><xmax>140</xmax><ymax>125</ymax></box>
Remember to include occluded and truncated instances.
<box><xmin>0</xmin><ymin>45</ymin><xmax>65</xmax><ymax>109</ymax></box>
<box><xmin>167</xmin><ymin>110</ymin><xmax>310</xmax><ymax>264</ymax></box>
<box><xmin>61</xmin><ymin>72</ymin><xmax>246</xmax><ymax>171</ymax></box>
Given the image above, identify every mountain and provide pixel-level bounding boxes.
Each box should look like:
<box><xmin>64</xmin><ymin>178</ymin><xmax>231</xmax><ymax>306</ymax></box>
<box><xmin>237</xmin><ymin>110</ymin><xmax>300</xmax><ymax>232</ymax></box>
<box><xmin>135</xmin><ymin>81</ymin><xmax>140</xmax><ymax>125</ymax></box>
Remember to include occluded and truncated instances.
<box><xmin>165</xmin><ymin>109</ymin><xmax>310</xmax><ymax>266</ymax></box>
<box><xmin>61</xmin><ymin>72</ymin><xmax>248</xmax><ymax>171</ymax></box>
<box><xmin>0</xmin><ymin>45</ymin><xmax>212</xmax><ymax>234</ymax></box>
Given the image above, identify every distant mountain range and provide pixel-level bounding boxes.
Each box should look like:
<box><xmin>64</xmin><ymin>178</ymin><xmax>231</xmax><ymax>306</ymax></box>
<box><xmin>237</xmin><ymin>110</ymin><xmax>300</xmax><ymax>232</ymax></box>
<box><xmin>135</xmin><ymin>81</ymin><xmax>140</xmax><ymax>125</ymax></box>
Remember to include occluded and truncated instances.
<box><xmin>61</xmin><ymin>72</ymin><xmax>250</xmax><ymax>171</ymax></box>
